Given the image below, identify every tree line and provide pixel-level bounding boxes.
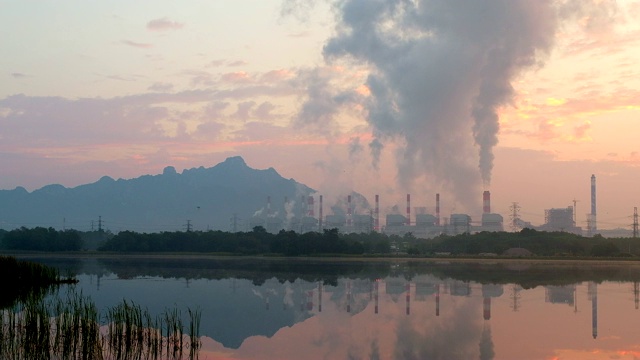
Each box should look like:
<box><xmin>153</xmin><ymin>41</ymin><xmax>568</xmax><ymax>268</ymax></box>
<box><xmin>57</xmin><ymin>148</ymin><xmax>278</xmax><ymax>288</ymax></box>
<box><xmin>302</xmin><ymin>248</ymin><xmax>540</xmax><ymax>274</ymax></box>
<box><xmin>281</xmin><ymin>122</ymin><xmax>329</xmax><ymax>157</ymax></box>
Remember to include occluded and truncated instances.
<box><xmin>1</xmin><ymin>226</ymin><xmax>638</xmax><ymax>257</ymax></box>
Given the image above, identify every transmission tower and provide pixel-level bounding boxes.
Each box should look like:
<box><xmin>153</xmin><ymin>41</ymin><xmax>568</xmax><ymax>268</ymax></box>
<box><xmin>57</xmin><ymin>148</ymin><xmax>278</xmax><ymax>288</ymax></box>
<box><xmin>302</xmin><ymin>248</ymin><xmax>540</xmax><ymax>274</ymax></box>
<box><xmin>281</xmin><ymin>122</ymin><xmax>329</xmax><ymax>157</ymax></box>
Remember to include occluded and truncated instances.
<box><xmin>509</xmin><ymin>202</ymin><xmax>521</xmax><ymax>232</ymax></box>
<box><xmin>633</xmin><ymin>207</ymin><xmax>638</xmax><ymax>239</ymax></box>
<box><xmin>230</xmin><ymin>214</ymin><xmax>240</xmax><ymax>232</ymax></box>
<box><xmin>184</xmin><ymin>219</ymin><xmax>193</xmax><ymax>232</ymax></box>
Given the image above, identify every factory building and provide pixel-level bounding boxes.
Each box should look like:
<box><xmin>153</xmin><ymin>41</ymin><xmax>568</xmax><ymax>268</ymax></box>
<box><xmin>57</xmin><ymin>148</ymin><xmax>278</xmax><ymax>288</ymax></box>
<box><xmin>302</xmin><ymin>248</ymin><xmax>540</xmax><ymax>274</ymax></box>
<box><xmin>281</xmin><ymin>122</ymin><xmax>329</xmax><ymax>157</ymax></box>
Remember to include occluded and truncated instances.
<box><xmin>540</xmin><ymin>207</ymin><xmax>581</xmax><ymax>234</ymax></box>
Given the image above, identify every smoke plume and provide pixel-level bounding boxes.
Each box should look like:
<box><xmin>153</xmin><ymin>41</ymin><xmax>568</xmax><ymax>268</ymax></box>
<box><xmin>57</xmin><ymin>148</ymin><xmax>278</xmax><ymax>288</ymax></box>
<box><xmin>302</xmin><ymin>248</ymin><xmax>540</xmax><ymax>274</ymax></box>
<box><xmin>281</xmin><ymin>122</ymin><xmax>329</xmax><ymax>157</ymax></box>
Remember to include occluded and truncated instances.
<box><xmin>294</xmin><ymin>0</ymin><xmax>577</xmax><ymax>206</ymax></box>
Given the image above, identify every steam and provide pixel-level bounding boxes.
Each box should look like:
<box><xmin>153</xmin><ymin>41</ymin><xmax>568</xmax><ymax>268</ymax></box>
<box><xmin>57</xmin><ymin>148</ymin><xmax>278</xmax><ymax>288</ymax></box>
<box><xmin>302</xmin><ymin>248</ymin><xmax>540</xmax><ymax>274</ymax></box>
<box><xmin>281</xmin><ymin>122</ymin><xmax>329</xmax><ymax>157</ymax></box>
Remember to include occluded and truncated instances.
<box><xmin>294</xmin><ymin>0</ymin><xmax>585</xmax><ymax>207</ymax></box>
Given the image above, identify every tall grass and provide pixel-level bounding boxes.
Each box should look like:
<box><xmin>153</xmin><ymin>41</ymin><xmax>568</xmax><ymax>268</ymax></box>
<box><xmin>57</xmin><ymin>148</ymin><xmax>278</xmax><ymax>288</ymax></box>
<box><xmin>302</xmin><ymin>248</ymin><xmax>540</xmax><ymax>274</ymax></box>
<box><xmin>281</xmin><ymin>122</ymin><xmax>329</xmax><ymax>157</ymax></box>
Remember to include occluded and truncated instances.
<box><xmin>0</xmin><ymin>291</ymin><xmax>202</xmax><ymax>360</ymax></box>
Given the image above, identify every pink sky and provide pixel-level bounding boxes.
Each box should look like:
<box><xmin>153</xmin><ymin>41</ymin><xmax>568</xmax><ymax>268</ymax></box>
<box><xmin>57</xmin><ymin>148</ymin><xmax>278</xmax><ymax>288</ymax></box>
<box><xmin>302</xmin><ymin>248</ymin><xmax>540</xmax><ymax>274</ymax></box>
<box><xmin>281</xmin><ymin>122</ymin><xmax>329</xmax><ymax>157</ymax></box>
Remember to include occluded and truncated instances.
<box><xmin>1</xmin><ymin>0</ymin><xmax>640</xmax><ymax>229</ymax></box>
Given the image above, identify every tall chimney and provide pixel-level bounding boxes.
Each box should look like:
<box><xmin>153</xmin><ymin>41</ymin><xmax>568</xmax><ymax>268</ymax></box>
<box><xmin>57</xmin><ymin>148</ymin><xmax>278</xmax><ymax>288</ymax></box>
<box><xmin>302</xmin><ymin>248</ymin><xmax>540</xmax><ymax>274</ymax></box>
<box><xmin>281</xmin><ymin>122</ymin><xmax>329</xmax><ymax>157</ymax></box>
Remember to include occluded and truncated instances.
<box><xmin>406</xmin><ymin>194</ymin><xmax>411</xmax><ymax>226</ymax></box>
<box><xmin>319</xmin><ymin>195</ymin><xmax>323</xmax><ymax>231</ymax></box>
<box><xmin>591</xmin><ymin>174</ymin><xmax>597</xmax><ymax>233</ymax></box>
<box><xmin>436</xmin><ymin>193</ymin><xmax>440</xmax><ymax>226</ymax></box>
<box><xmin>375</xmin><ymin>194</ymin><xmax>380</xmax><ymax>231</ymax></box>
<box><xmin>307</xmin><ymin>196</ymin><xmax>314</xmax><ymax>217</ymax></box>
<box><xmin>347</xmin><ymin>195</ymin><xmax>352</xmax><ymax>227</ymax></box>
<box><xmin>267</xmin><ymin>196</ymin><xmax>271</xmax><ymax>216</ymax></box>
<box><xmin>483</xmin><ymin>191</ymin><xmax>491</xmax><ymax>214</ymax></box>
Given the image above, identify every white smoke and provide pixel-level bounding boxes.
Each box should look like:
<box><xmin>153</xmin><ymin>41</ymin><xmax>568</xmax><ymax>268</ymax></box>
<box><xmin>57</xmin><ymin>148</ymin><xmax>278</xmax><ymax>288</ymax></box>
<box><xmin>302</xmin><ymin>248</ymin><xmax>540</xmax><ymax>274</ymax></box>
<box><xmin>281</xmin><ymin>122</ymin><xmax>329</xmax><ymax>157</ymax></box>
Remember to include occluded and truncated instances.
<box><xmin>291</xmin><ymin>0</ymin><xmax>616</xmax><ymax>210</ymax></box>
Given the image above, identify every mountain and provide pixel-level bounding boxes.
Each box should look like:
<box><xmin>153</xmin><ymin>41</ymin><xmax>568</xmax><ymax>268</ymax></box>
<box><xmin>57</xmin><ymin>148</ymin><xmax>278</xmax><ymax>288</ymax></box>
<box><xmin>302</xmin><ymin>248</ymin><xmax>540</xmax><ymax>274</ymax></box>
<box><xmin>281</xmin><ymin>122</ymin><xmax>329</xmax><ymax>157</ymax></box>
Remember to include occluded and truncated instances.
<box><xmin>0</xmin><ymin>156</ymin><xmax>315</xmax><ymax>232</ymax></box>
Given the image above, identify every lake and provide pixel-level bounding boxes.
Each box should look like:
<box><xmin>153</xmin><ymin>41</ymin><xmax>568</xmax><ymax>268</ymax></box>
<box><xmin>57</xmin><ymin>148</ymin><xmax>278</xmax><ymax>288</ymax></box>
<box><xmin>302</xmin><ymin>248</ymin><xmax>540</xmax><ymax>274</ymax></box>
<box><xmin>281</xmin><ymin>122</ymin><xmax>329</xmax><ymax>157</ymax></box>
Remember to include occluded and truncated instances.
<box><xmin>19</xmin><ymin>255</ymin><xmax>640</xmax><ymax>360</ymax></box>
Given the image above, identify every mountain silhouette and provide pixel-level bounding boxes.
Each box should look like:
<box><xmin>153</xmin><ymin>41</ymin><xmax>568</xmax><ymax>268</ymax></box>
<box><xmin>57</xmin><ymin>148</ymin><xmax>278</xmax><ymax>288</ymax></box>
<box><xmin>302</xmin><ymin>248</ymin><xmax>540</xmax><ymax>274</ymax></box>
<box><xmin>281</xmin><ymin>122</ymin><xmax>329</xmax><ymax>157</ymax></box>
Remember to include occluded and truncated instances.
<box><xmin>0</xmin><ymin>156</ymin><xmax>315</xmax><ymax>232</ymax></box>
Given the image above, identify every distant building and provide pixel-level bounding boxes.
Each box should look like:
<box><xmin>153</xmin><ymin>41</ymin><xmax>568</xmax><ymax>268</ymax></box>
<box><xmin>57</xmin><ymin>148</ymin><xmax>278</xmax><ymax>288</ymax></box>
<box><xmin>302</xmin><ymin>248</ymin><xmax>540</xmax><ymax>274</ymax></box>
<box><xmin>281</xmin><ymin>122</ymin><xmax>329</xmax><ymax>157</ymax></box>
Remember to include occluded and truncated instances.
<box><xmin>540</xmin><ymin>207</ymin><xmax>582</xmax><ymax>234</ymax></box>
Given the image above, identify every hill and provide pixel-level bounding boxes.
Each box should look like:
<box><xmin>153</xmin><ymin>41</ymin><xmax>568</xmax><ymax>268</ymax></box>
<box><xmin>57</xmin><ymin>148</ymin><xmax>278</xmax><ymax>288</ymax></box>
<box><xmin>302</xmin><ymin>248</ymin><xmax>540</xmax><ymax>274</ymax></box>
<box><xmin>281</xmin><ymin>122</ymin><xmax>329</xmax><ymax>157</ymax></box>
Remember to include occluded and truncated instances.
<box><xmin>0</xmin><ymin>156</ymin><xmax>315</xmax><ymax>232</ymax></box>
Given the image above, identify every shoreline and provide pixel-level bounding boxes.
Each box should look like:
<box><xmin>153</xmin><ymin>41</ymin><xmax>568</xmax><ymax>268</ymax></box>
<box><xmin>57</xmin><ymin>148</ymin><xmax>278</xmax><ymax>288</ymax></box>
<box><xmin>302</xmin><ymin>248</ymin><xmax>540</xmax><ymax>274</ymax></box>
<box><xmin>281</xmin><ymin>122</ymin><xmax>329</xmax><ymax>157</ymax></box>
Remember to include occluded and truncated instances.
<box><xmin>4</xmin><ymin>250</ymin><xmax>640</xmax><ymax>266</ymax></box>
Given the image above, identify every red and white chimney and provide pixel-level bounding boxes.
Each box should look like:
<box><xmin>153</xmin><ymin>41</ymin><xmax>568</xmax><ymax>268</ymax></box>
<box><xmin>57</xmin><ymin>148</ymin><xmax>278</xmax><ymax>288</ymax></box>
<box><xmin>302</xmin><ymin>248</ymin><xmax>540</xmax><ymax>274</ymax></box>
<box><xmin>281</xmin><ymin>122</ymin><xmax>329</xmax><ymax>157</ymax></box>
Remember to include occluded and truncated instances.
<box><xmin>267</xmin><ymin>196</ymin><xmax>271</xmax><ymax>216</ymax></box>
<box><xmin>436</xmin><ymin>193</ymin><xmax>440</xmax><ymax>226</ymax></box>
<box><xmin>483</xmin><ymin>191</ymin><xmax>491</xmax><ymax>214</ymax></box>
<box><xmin>347</xmin><ymin>195</ymin><xmax>352</xmax><ymax>227</ymax></box>
<box><xmin>406</xmin><ymin>194</ymin><xmax>411</xmax><ymax>226</ymax></box>
<box><xmin>375</xmin><ymin>194</ymin><xmax>380</xmax><ymax>231</ymax></box>
<box><xmin>307</xmin><ymin>196</ymin><xmax>315</xmax><ymax>217</ymax></box>
<box><xmin>319</xmin><ymin>195</ymin><xmax>323</xmax><ymax>231</ymax></box>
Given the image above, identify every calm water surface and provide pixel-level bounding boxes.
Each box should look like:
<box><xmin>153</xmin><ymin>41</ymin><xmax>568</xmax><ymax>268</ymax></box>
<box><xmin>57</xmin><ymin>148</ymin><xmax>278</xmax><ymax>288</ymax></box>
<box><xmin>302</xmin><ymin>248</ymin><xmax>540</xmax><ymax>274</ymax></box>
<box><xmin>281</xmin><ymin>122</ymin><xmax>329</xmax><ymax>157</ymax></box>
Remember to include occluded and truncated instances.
<box><xmin>23</xmin><ymin>256</ymin><xmax>640</xmax><ymax>360</ymax></box>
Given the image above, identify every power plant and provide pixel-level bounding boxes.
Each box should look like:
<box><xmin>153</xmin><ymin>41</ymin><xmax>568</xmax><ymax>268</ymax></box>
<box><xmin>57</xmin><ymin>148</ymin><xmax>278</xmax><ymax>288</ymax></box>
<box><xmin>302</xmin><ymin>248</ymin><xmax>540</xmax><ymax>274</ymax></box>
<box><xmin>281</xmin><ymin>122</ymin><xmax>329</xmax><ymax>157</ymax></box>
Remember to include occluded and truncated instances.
<box><xmin>248</xmin><ymin>175</ymin><xmax>602</xmax><ymax>238</ymax></box>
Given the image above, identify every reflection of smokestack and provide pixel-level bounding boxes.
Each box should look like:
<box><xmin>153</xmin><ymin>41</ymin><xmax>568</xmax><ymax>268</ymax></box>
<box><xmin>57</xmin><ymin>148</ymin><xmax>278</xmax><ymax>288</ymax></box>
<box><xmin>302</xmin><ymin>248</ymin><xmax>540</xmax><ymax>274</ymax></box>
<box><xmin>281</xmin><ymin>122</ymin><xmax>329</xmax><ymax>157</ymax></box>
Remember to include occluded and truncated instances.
<box><xmin>307</xmin><ymin>196</ymin><xmax>314</xmax><ymax>217</ymax></box>
<box><xmin>318</xmin><ymin>282</ymin><xmax>323</xmax><ymax>312</ymax></box>
<box><xmin>406</xmin><ymin>194</ymin><xmax>411</xmax><ymax>226</ymax></box>
<box><xmin>347</xmin><ymin>195</ymin><xmax>352</xmax><ymax>227</ymax></box>
<box><xmin>347</xmin><ymin>281</ymin><xmax>352</xmax><ymax>313</ymax></box>
<box><xmin>590</xmin><ymin>282</ymin><xmax>598</xmax><ymax>339</ymax></box>
<box><xmin>435</xmin><ymin>284</ymin><xmax>440</xmax><ymax>316</ymax></box>
<box><xmin>319</xmin><ymin>195</ymin><xmax>323</xmax><ymax>231</ymax></box>
<box><xmin>591</xmin><ymin>174</ymin><xmax>597</xmax><ymax>234</ymax></box>
<box><xmin>374</xmin><ymin>280</ymin><xmax>379</xmax><ymax>314</ymax></box>
<box><xmin>406</xmin><ymin>283</ymin><xmax>411</xmax><ymax>315</ymax></box>
<box><xmin>483</xmin><ymin>297</ymin><xmax>491</xmax><ymax>320</ymax></box>
<box><xmin>375</xmin><ymin>194</ymin><xmax>380</xmax><ymax>231</ymax></box>
<box><xmin>483</xmin><ymin>191</ymin><xmax>491</xmax><ymax>214</ymax></box>
<box><xmin>307</xmin><ymin>290</ymin><xmax>313</xmax><ymax>311</ymax></box>
<box><xmin>436</xmin><ymin>193</ymin><xmax>441</xmax><ymax>226</ymax></box>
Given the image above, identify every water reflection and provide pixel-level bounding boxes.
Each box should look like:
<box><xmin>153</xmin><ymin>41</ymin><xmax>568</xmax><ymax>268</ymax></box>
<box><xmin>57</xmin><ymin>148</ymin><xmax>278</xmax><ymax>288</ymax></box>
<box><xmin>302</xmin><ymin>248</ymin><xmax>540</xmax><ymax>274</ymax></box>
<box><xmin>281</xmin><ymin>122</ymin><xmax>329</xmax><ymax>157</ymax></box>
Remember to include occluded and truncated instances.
<box><xmin>21</xmin><ymin>256</ymin><xmax>640</xmax><ymax>360</ymax></box>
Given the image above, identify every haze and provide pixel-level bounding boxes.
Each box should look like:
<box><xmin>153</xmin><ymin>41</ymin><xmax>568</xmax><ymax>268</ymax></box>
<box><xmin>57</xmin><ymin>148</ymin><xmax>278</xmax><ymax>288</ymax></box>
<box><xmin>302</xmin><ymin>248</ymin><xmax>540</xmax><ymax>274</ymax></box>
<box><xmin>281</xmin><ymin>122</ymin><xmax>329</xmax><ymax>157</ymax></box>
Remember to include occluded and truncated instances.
<box><xmin>1</xmin><ymin>0</ymin><xmax>639</xmax><ymax>230</ymax></box>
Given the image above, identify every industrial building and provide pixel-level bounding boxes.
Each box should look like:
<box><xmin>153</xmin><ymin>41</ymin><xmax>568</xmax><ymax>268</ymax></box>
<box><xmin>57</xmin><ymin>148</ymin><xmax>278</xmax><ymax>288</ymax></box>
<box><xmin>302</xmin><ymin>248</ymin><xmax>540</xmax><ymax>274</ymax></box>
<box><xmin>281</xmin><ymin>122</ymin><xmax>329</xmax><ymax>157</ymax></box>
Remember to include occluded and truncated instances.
<box><xmin>246</xmin><ymin>175</ymin><xmax>608</xmax><ymax>238</ymax></box>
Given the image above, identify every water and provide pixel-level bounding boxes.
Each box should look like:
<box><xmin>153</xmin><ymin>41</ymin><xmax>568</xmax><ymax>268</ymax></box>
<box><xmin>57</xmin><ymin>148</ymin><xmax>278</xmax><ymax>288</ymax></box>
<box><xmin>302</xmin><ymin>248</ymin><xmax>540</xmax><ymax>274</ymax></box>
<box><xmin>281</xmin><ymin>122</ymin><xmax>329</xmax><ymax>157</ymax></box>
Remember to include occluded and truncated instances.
<box><xmin>22</xmin><ymin>256</ymin><xmax>640</xmax><ymax>360</ymax></box>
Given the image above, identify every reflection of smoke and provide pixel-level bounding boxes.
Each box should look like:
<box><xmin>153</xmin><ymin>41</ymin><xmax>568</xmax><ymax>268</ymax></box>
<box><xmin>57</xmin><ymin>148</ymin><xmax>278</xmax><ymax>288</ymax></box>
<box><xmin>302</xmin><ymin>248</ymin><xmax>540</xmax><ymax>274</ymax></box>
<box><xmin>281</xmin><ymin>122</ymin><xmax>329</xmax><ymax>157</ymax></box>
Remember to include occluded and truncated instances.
<box><xmin>480</xmin><ymin>324</ymin><xmax>495</xmax><ymax>360</ymax></box>
<box><xmin>393</xmin><ymin>300</ymin><xmax>481</xmax><ymax>360</ymax></box>
<box><xmin>369</xmin><ymin>339</ymin><xmax>381</xmax><ymax>360</ymax></box>
<box><xmin>295</xmin><ymin>1</ymin><xmax>615</xmax><ymax>207</ymax></box>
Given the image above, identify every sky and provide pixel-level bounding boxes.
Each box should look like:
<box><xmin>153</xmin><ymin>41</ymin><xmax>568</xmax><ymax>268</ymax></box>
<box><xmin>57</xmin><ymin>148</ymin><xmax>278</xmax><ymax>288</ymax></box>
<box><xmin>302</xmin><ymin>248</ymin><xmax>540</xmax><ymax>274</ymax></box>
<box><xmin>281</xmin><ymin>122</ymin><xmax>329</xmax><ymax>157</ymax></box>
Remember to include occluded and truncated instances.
<box><xmin>1</xmin><ymin>0</ymin><xmax>640</xmax><ymax>230</ymax></box>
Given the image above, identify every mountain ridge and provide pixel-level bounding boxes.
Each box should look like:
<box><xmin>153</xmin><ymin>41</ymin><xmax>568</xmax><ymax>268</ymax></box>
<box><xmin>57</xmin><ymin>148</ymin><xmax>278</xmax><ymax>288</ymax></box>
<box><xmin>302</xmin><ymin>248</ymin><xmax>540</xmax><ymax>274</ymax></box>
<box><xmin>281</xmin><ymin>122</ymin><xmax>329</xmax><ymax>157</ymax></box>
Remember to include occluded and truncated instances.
<box><xmin>0</xmin><ymin>156</ymin><xmax>315</xmax><ymax>232</ymax></box>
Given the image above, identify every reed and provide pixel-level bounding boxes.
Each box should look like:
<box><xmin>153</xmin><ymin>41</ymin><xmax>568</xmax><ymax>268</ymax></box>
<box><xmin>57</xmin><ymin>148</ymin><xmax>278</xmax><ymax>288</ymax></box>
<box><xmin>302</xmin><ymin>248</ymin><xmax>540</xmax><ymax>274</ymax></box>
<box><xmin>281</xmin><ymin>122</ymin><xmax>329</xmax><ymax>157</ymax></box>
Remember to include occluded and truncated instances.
<box><xmin>0</xmin><ymin>292</ymin><xmax>201</xmax><ymax>359</ymax></box>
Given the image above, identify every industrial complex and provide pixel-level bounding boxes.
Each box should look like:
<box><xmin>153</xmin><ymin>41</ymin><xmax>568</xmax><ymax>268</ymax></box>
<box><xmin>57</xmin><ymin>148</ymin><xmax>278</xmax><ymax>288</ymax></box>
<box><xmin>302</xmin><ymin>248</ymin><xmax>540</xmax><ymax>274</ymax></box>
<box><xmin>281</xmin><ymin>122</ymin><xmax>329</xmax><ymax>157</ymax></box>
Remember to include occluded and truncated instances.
<box><xmin>248</xmin><ymin>175</ymin><xmax>608</xmax><ymax>238</ymax></box>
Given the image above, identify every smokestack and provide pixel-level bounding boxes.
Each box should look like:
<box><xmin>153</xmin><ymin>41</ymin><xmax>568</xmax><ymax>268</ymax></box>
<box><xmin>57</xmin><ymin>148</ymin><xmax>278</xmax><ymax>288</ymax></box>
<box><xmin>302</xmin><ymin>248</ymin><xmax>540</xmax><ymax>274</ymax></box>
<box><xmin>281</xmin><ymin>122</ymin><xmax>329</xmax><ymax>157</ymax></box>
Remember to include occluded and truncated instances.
<box><xmin>406</xmin><ymin>194</ymin><xmax>411</xmax><ymax>226</ymax></box>
<box><xmin>347</xmin><ymin>195</ymin><xmax>352</xmax><ymax>227</ymax></box>
<box><xmin>307</xmin><ymin>196</ymin><xmax>314</xmax><ymax>217</ymax></box>
<box><xmin>591</xmin><ymin>174</ymin><xmax>597</xmax><ymax>233</ymax></box>
<box><xmin>267</xmin><ymin>196</ymin><xmax>271</xmax><ymax>216</ymax></box>
<box><xmin>436</xmin><ymin>193</ymin><xmax>440</xmax><ymax>226</ymax></box>
<box><xmin>375</xmin><ymin>194</ymin><xmax>380</xmax><ymax>231</ymax></box>
<box><xmin>319</xmin><ymin>195</ymin><xmax>323</xmax><ymax>231</ymax></box>
<box><xmin>483</xmin><ymin>191</ymin><xmax>491</xmax><ymax>214</ymax></box>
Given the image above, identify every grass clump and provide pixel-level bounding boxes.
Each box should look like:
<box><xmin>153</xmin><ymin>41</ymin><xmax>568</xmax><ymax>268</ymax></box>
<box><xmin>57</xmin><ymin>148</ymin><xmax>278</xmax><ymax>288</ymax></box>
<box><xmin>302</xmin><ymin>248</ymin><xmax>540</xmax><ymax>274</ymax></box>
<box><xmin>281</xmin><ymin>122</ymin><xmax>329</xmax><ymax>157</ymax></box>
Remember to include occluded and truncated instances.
<box><xmin>0</xmin><ymin>291</ymin><xmax>201</xmax><ymax>360</ymax></box>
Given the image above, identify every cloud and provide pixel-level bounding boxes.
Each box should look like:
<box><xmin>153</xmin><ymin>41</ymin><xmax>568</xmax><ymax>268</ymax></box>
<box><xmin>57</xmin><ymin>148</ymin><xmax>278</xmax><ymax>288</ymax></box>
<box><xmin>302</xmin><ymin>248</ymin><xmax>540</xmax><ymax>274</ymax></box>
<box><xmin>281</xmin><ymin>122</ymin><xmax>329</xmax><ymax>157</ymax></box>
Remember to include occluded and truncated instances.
<box><xmin>148</xmin><ymin>82</ymin><xmax>174</xmax><ymax>92</ymax></box>
<box><xmin>227</xmin><ymin>60</ymin><xmax>248</xmax><ymax>67</ymax></box>
<box><xmin>233</xmin><ymin>101</ymin><xmax>256</xmax><ymax>121</ymax></box>
<box><xmin>221</xmin><ymin>71</ymin><xmax>253</xmax><ymax>83</ymax></box>
<box><xmin>11</xmin><ymin>73</ymin><xmax>28</xmax><ymax>79</ymax></box>
<box><xmin>147</xmin><ymin>17</ymin><xmax>184</xmax><ymax>31</ymax></box>
<box><xmin>254</xmin><ymin>102</ymin><xmax>278</xmax><ymax>120</ymax></box>
<box><xmin>121</xmin><ymin>39</ymin><xmax>153</xmax><ymax>49</ymax></box>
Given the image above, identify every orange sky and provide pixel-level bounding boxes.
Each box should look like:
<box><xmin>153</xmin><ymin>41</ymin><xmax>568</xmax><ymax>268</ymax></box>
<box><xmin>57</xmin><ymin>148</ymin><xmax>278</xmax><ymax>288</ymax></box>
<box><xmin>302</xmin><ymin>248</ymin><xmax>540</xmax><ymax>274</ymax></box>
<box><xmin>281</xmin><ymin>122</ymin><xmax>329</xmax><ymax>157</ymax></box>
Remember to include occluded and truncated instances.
<box><xmin>1</xmin><ymin>0</ymin><xmax>639</xmax><ymax>229</ymax></box>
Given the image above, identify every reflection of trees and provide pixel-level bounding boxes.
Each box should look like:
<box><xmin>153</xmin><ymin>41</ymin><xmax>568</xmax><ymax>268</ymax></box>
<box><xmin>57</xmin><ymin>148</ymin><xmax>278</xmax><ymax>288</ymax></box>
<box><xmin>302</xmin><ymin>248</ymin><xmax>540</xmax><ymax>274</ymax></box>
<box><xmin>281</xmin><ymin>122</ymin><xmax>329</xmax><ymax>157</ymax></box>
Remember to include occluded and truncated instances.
<box><xmin>30</xmin><ymin>257</ymin><xmax>640</xmax><ymax>289</ymax></box>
